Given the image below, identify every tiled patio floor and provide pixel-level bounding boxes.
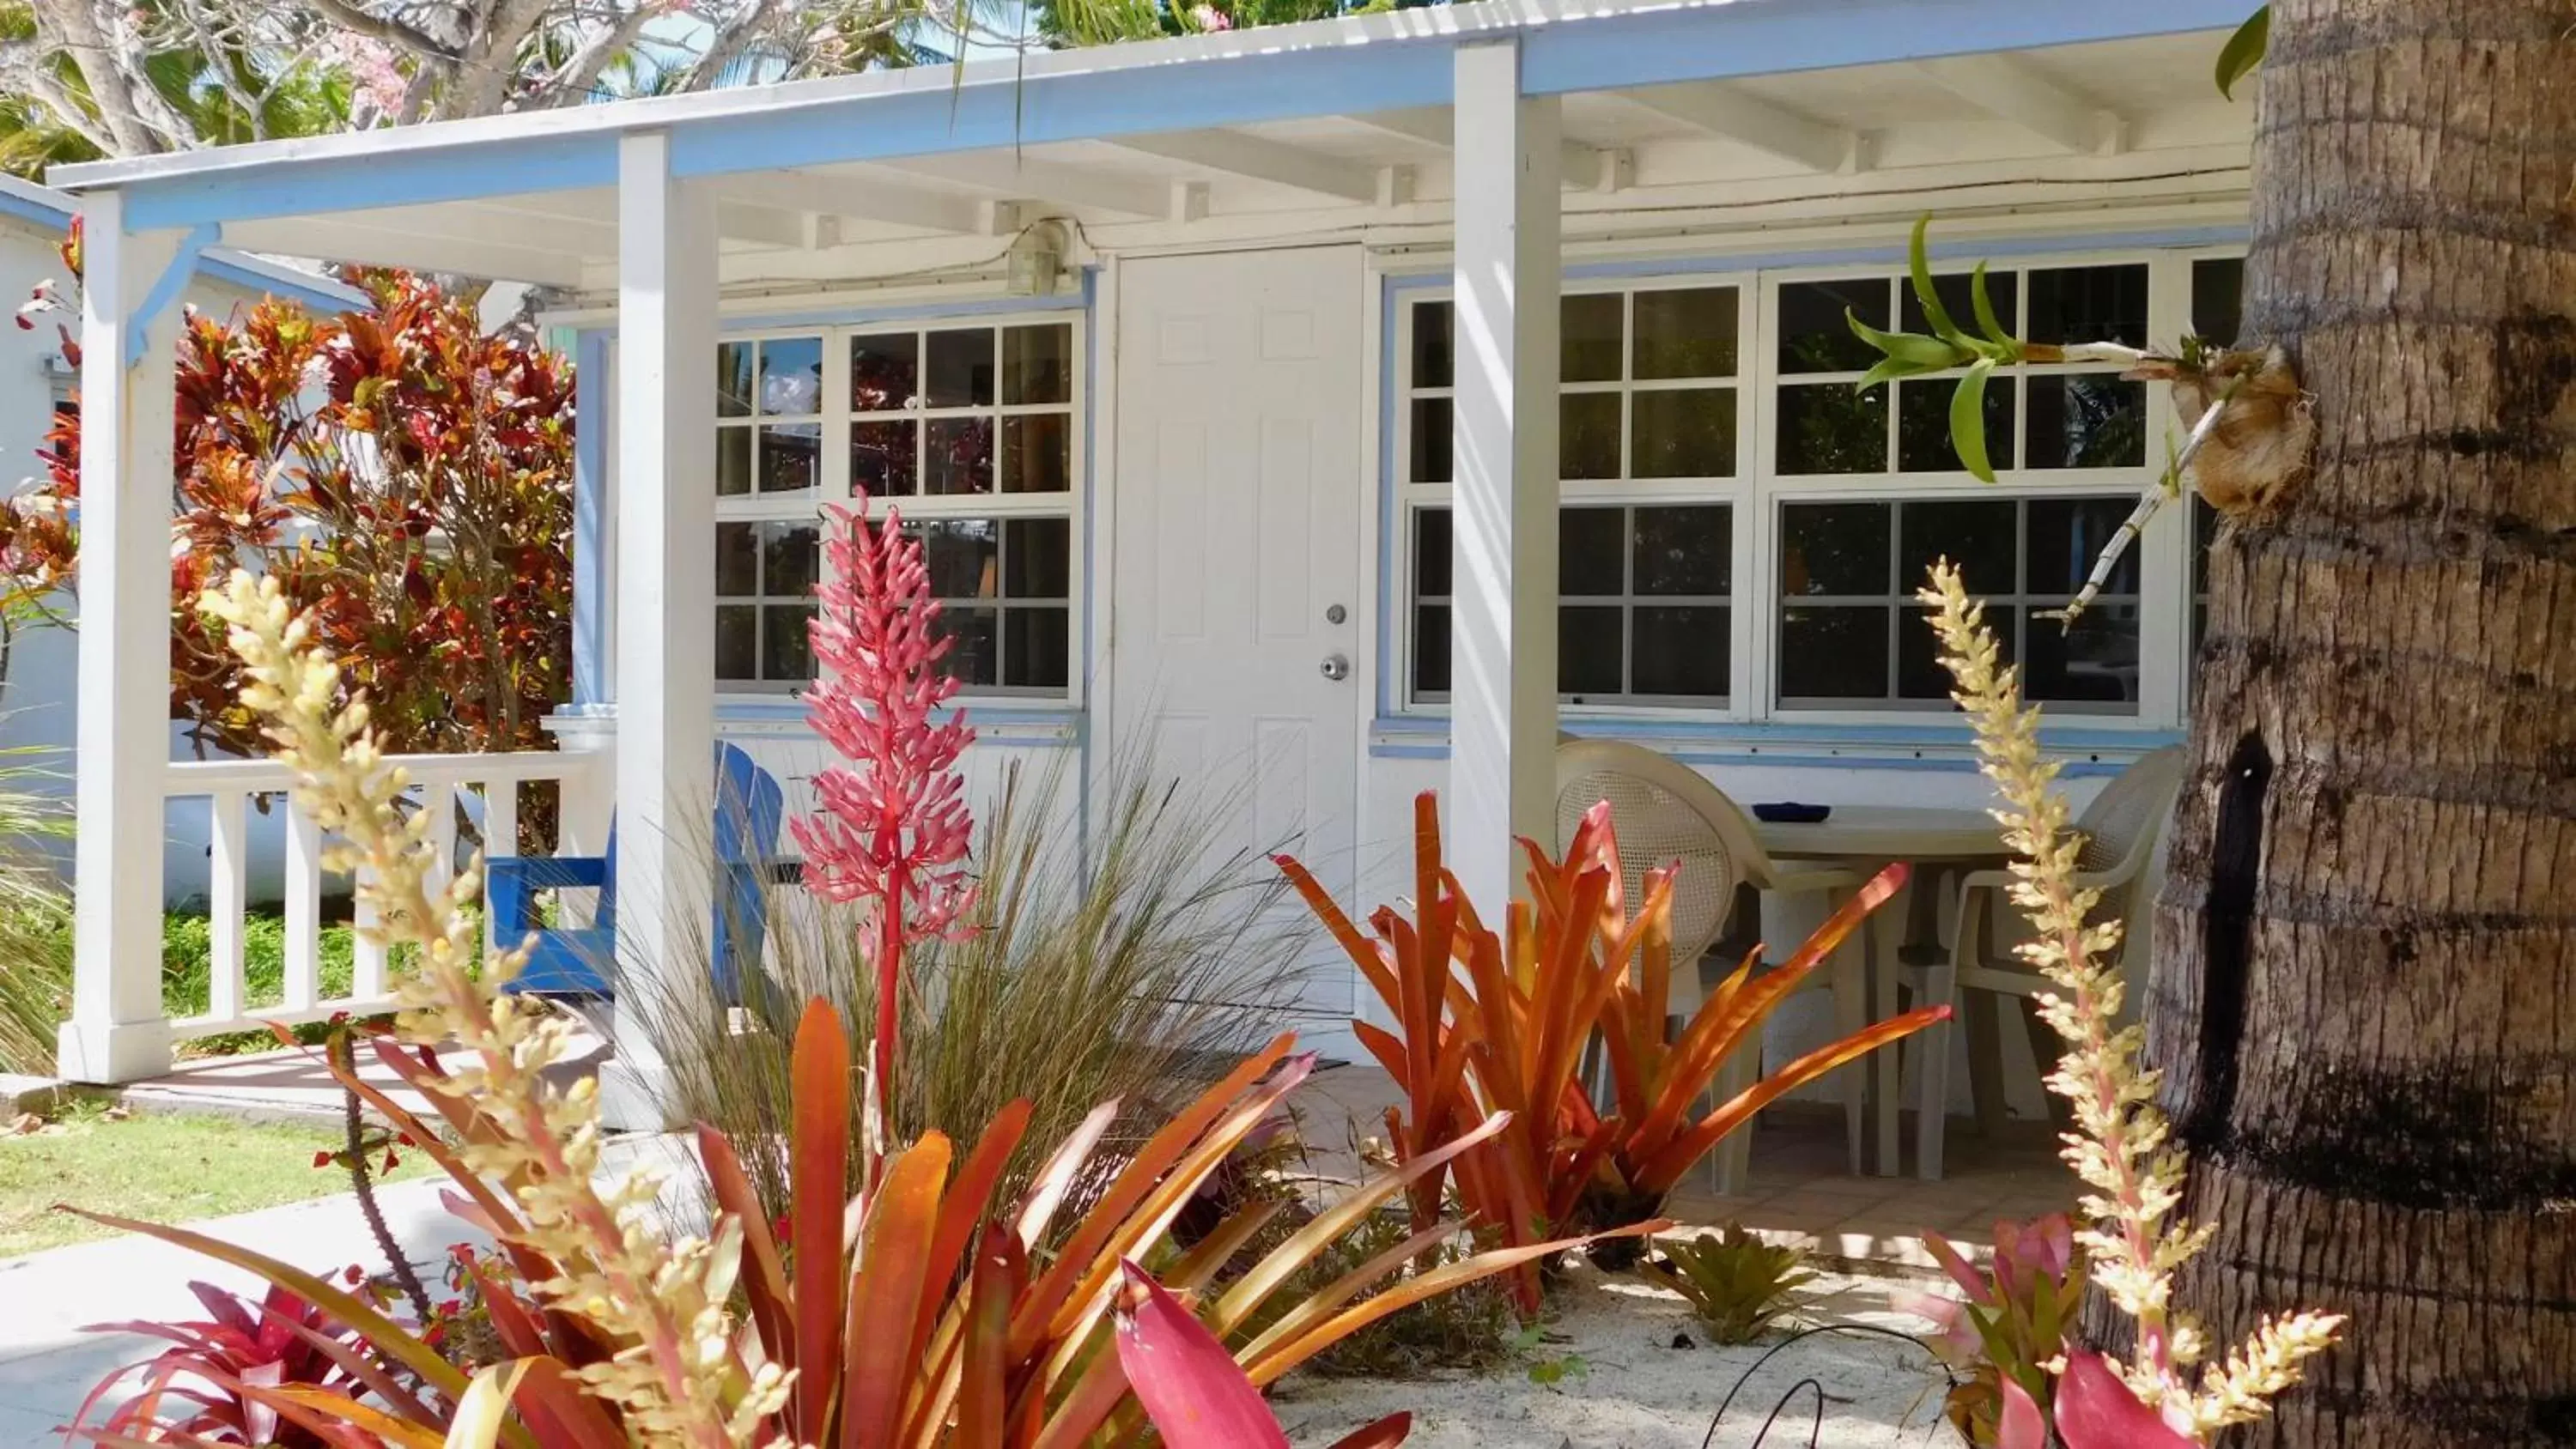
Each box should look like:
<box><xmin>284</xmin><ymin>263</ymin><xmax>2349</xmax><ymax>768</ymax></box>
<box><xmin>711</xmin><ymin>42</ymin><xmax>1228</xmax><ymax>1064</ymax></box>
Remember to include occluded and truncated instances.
<box><xmin>112</xmin><ymin>1042</ymin><xmax>2068</xmax><ymax>1274</ymax></box>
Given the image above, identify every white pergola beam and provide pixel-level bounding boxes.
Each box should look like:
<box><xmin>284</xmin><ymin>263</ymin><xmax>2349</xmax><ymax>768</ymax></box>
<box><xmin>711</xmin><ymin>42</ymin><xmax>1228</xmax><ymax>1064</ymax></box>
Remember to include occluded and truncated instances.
<box><xmin>881</xmin><ymin>155</ymin><xmax>1167</xmax><ymax>221</ymax></box>
<box><xmin>227</xmin><ymin>219</ymin><xmax>587</xmax><ymax>288</ymax></box>
<box><xmin>1617</xmin><ymin>84</ymin><xmax>1854</xmax><ymax>173</ymax></box>
<box><xmin>1448</xmin><ymin>39</ymin><xmax>1560</xmax><ymax>909</ymax></box>
<box><xmin>699</xmin><ymin>168</ymin><xmax>995</xmax><ymax>235</ymax></box>
<box><xmin>1914</xmin><ymin>53</ymin><xmax>2120</xmax><ymax>155</ymax></box>
<box><xmin>325</xmin><ymin>203</ymin><xmax>621</xmax><ymax>258</ymax></box>
<box><xmin>58</xmin><ymin>192</ymin><xmax>181</xmax><ymax>1083</ymax></box>
<box><xmin>1106</xmin><ymin>130</ymin><xmax>1385</xmax><ymax>206</ymax></box>
<box><xmin>604</xmin><ymin>130</ymin><xmax>719</xmax><ymax>1131</ymax></box>
<box><xmin>1346</xmin><ymin>107</ymin><xmax>1624</xmax><ymax>191</ymax></box>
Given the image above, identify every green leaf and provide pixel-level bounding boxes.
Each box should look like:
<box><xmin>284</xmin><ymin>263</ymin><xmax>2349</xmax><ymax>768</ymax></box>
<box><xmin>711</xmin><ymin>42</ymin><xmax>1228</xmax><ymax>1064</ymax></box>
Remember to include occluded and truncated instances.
<box><xmin>1969</xmin><ymin>262</ymin><xmax>2016</xmax><ymax>353</ymax></box>
<box><xmin>2216</xmin><ymin>6</ymin><xmax>2269</xmax><ymax>101</ymax></box>
<box><xmin>1951</xmin><ymin>357</ymin><xmax>1998</xmax><ymax>482</ymax></box>
<box><xmin>1906</xmin><ymin>215</ymin><xmax>1965</xmax><ymax>344</ymax></box>
<box><xmin>1845</xmin><ymin>308</ymin><xmax>1964</xmax><ymax>391</ymax></box>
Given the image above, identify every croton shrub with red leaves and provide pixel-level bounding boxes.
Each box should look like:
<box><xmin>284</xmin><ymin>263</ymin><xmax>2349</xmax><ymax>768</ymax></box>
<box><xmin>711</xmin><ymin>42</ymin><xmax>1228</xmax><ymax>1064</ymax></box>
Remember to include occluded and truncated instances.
<box><xmin>3</xmin><ymin>220</ymin><xmax>574</xmax><ymax>767</ymax></box>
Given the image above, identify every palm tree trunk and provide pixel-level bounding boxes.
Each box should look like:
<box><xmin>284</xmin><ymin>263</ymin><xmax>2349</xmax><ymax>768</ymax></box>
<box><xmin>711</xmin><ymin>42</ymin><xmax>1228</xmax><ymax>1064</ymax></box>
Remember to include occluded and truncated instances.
<box><xmin>2146</xmin><ymin>2</ymin><xmax>2576</xmax><ymax>1443</ymax></box>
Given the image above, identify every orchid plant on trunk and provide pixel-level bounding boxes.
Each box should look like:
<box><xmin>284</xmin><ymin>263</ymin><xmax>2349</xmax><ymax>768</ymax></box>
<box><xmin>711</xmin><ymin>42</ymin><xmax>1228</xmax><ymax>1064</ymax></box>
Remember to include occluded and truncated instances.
<box><xmin>789</xmin><ymin>493</ymin><xmax>976</xmax><ymax>1182</ymax></box>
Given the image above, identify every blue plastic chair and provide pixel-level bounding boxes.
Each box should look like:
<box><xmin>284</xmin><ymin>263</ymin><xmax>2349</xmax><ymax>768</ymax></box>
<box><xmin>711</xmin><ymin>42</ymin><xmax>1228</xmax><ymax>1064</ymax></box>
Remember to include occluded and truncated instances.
<box><xmin>488</xmin><ymin>742</ymin><xmax>786</xmax><ymax>1005</ymax></box>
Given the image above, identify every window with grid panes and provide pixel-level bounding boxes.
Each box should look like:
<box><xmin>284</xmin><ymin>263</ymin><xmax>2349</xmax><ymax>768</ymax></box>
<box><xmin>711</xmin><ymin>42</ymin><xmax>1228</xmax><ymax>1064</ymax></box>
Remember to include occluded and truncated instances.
<box><xmin>1768</xmin><ymin>261</ymin><xmax>2156</xmax><ymax>712</ymax></box>
<box><xmin>1400</xmin><ymin>284</ymin><xmax>1741</xmax><ymax>706</ymax></box>
<box><xmin>713</xmin><ymin>318</ymin><xmax>1078</xmax><ymax>695</ymax></box>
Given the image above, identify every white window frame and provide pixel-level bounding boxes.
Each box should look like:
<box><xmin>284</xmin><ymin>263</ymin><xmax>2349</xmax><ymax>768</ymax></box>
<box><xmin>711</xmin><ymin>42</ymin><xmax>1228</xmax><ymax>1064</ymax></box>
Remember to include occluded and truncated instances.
<box><xmin>1388</xmin><ymin>242</ymin><xmax>2241</xmax><ymax>735</ymax></box>
<box><xmin>1393</xmin><ymin>275</ymin><xmax>1758</xmax><ymax>719</ymax></box>
<box><xmin>712</xmin><ymin>310</ymin><xmax>1087</xmax><ymax>708</ymax></box>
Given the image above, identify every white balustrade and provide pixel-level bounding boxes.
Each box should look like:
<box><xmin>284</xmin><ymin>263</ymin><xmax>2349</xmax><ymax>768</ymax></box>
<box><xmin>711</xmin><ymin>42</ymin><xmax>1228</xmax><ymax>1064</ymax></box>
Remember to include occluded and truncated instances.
<box><xmin>158</xmin><ymin>749</ymin><xmax>602</xmax><ymax>1045</ymax></box>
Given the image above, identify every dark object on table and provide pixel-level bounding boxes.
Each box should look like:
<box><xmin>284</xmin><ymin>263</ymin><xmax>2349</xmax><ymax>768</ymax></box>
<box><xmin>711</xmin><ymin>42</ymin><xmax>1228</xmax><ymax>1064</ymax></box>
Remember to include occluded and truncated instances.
<box><xmin>1752</xmin><ymin>802</ymin><xmax>1832</xmax><ymax>824</ymax></box>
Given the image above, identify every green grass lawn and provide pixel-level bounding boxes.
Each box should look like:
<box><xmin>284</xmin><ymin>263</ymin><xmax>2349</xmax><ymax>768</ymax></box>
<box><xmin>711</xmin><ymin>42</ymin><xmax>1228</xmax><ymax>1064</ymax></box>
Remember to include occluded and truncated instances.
<box><xmin>0</xmin><ymin>1103</ymin><xmax>429</xmax><ymax>1258</ymax></box>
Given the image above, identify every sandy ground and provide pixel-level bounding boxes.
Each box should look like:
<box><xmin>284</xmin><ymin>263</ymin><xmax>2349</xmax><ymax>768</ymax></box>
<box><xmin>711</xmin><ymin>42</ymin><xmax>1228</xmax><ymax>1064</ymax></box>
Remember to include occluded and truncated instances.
<box><xmin>1273</xmin><ymin>1265</ymin><xmax>1965</xmax><ymax>1449</ymax></box>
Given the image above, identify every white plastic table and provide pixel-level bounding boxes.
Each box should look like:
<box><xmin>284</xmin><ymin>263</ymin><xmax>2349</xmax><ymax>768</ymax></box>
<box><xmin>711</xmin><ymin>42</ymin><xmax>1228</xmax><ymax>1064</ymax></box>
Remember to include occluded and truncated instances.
<box><xmin>1753</xmin><ymin>804</ymin><xmax>2010</xmax><ymax>1174</ymax></box>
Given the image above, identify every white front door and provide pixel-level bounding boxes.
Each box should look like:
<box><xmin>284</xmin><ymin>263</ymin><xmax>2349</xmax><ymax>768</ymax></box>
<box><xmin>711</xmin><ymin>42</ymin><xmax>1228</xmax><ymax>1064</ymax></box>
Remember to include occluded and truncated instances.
<box><xmin>1109</xmin><ymin>246</ymin><xmax>1365</xmax><ymax>1054</ymax></box>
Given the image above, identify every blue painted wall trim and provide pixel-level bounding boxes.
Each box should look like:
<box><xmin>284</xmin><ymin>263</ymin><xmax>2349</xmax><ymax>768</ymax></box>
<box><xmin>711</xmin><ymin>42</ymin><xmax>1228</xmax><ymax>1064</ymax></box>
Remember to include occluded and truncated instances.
<box><xmin>0</xmin><ymin>181</ymin><xmax>366</xmax><ymax>315</ymax></box>
<box><xmin>571</xmin><ymin>328</ymin><xmax>611</xmax><ymax>708</ymax></box>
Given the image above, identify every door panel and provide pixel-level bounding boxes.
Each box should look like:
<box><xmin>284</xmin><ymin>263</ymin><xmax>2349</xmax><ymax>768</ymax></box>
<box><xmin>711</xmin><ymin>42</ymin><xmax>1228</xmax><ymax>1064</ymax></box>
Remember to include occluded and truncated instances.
<box><xmin>1111</xmin><ymin>248</ymin><xmax>1365</xmax><ymax>1046</ymax></box>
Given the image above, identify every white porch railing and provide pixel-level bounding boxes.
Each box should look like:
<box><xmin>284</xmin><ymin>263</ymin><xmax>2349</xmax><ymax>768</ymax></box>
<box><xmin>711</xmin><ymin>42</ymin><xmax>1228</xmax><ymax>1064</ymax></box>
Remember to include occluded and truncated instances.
<box><xmin>162</xmin><ymin>749</ymin><xmax>603</xmax><ymax>1043</ymax></box>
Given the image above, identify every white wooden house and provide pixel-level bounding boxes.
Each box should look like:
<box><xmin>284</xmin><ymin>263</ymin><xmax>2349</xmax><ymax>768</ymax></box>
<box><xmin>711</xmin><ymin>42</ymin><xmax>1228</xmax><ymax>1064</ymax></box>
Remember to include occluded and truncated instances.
<box><xmin>46</xmin><ymin>0</ymin><xmax>2255</xmax><ymax>1126</ymax></box>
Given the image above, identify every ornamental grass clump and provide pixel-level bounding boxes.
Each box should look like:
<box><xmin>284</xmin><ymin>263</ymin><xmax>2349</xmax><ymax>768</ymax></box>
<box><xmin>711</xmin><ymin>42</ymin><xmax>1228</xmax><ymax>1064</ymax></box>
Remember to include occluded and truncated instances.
<box><xmin>1915</xmin><ymin>559</ymin><xmax>2342</xmax><ymax>1447</ymax></box>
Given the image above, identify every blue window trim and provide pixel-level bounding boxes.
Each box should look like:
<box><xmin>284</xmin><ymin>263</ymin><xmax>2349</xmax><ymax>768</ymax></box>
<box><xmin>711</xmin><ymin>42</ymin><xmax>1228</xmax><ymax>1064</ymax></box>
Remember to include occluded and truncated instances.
<box><xmin>1375</xmin><ymin>225</ymin><xmax>2250</xmax><ymax>746</ymax></box>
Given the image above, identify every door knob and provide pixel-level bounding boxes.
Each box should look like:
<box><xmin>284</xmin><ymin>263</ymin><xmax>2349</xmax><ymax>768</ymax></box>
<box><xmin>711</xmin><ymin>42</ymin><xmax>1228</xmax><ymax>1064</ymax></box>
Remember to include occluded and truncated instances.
<box><xmin>1320</xmin><ymin>652</ymin><xmax>1351</xmax><ymax>682</ymax></box>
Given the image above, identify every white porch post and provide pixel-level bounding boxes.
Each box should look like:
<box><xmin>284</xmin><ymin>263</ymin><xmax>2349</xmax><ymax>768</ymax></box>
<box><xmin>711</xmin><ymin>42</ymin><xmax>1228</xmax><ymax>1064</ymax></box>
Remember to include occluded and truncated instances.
<box><xmin>603</xmin><ymin>130</ymin><xmax>718</xmax><ymax>1130</ymax></box>
<box><xmin>1449</xmin><ymin>39</ymin><xmax>1560</xmax><ymax>909</ymax></box>
<box><xmin>58</xmin><ymin>193</ymin><xmax>184</xmax><ymax>1083</ymax></box>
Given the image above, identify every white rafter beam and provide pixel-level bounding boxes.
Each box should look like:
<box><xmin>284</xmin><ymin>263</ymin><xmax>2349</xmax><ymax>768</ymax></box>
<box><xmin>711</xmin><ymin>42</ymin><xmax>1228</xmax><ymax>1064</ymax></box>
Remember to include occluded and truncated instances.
<box><xmin>1344</xmin><ymin>107</ymin><xmax>1624</xmax><ymax>191</ymax></box>
<box><xmin>1914</xmin><ymin>53</ymin><xmax>2121</xmax><ymax>155</ymax></box>
<box><xmin>483</xmin><ymin>189</ymin><xmax>831</xmax><ymax>249</ymax></box>
<box><xmin>1104</xmin><ymin>130</ymin><xmax>1384</xmax><ymax>206</ymax></box>
<box><xmin>698</xmin><ymin>168</ymin><xmax>994</xmax><ymax>236</ymax></box>
<box><xmin>229</xmin><ymin>219</ymin><xmax>587</xmax><ymax>288</ymax></box>
<box><xmin>879</xmin><ymin>155</ymin><xmax>1168</xmax><ymax>221</ymax></box>
<box><xmin>1615</xmin><ymin>84</ymin><xmax>1854</xmax><ymax>173</ymax></box>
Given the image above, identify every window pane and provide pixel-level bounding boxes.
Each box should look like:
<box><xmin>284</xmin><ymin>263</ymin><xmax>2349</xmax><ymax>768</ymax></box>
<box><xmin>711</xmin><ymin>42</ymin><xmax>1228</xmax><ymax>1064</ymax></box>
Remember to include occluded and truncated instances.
<box><xmin>999</xmin><ymin>414</ymin><xmax>1071</xmax><ymax>494</ymax></box>
<box><xmin>1411</xmin><ymin>397</ymin><xmax>1452</xmax><ymax>484</ymax></box>
<box><xmin>1633</xmin><ymin>506</ymin><xmax>1729</xmax><ymax>596</ymax></box>
<box><xmin>1005</xmin><ymin>609</ymin><xmax>1072</xmax><ymax>689</ymax></box>
<box><xmin>758</xmin><ymin>337</ymin><xmax>823</xmax><ymax>415</ymax></box>
<box><xmin>715</xmin><ymin>523</ymin><xmax>758</xmax><ymax>597</ymax></box>
<box><xmin>921</xmin><ymin>520</ymin><xmax>999</xmax><ymax>599</ymax></box>
<box><xmin>1413</xmin><ymin>507</ymin><xmax>1452</xmax><ymax>598</ymax></box>
<box><xmin>1560</xmin><ymin>605</ymin><xmax>1623</xmax><ymax>697</ymax></box>
<box><xmin>1002</xmin><ymin>324</ymin><xmax>1073</xmax><ymax>404</ymax></box>
<box><xmin>2026</xmin><ymin>375</ymin><xmax>2146</xmax><ymax>469</ymax></box>
<box><xmin>1634</xmin><ymin>287</ymin><xmax>1738</xmax><ymax>379</ymax></box>
<box><xmin>1901</xmin><ymin>271</ymin><xmax>2017</xmax><ymax>338</ymax></box>
<box><xmin>1899</xmin><ymin>500</ymin><xmax>2015</xmax><ymax>599</ymax></box>
<box><xmin>717</xmin><ymin>342</ymin><xmax>754</xmax><ymax>418</ymax></box>
<box><xmin>1560</xmin><ymin>506</ymin><xmax>1625</xmax><ymax>596</ymax></box>
<box><xmin>926</xmin><ymin>329</ymin><xmax>995</xmax><ymax>408</ymax></box>
<box><xmin>1780</xmin><ymin>502</ymin><xmax>1890</xmax><ymax>597</ymax></box>
<box><xmin>850</xmin><ymin>333</ymin><xmax>919</xmax><ymax>411</ymax></box>
<box><xmin>2026</xmin><ymin>496</ymin><xmax>2139</xmax><ymax>597</ymax></box>
<box><xmin>1412</xmin><ymin>300</ymin><xmax>1454</xmax><ymax>389</ymax></box>
<box><xmin>2025</xmin><ymin>265</ymin><xmax>2148</xmax><ymax>349</ymax></box>
<box><xmin>715</xmin><ymin>605</ymin><xmax>757</xmax><ymax>680</ymax></box>
<box><xmin>926</xmin><ymin>417</ymin><xmax>994</xmax><ymax>494</ymax></box>
<box><xmin>762</xmin><ymin>603</ymin><xmax>817</xmax><ymax>682</ymax></box>
<box><xmin>1560</xmin><ymin>392</ymin><xmax>1622</xmax><ymax>480</ymax></box>
<box><xmin>759</xmin><ymin>424</ymin><xmax>821</xmax><ymax>494</ymax></box>
<box><xmin>1777</xmin><ymin>383</ymin><xmax>1886</xmax><ymax>474</ymax></box>
<box><xmin>717</xmin><ymin>427</ymin><xmax>752</xmax><ymax>497</ymax></box>
<box><xmin>1778</xmin><ymin>605</ymin><xmax>1890</xmax><ymax>701</ymax></box>
<box><xmin>1005</xmin><ymin>518</ymin><xmax>1072</xmax><ymax>599</ymax></box>
<box><xmin>1631</xmin><ymin>388</ymin><xmax>1735</xmax><ymax>478</ymax></box>
<box><xmin>1413</xmin><ymin>603</ymin><xmax>1451</xmax><ymax>694</ymax></box>
<box><xmin>1633</xmin><ymin>607</ymin><xmax>1728</xmax><ymax>698</ymax></box>
<box><xmin>1777</xmin><ymin>279</ymin><xmax>1887</xmax><ymax>373</ymax></box>
<box><xmin>934</xmin><ymin>607</ymin><xmax>999</xmax><ymax>687</ymax></box>
<box><xmin>1897</xmin><ymin>376</ymin><xmax>2015</xmax><ymax>473</ymax></box>
<box><xmin>2192</xmin><ymin>257</ymin><xmax>2245</xmax><ymax>347</ymax></box>
<box><xmin>1899</xmin><ymin>603</ymin><xmax>2016</xmax><ymax>700</ymax></box>
<box><xmin>2026</xmin><ymin>603</ymin><xmax>2139</xmax><ymax>704</ymax></box>
<box><xmin>1562</xmin><ymin>293</ymin><xmax>1624</xmax><ymax>383</ymax></box>
<box><xmin>764</xmin><ymin>524</ymin><xmax>819</xmax><ymax>598</ymax></box>
<box><xmin>853</xmin><ymin>420</ymin><xmax>918</xmax><ymax>496</ymax></box>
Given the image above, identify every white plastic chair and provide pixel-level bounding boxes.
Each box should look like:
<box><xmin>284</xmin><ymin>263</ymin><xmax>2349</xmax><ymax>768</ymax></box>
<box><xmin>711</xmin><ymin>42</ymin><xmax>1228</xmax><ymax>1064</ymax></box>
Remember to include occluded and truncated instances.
<box><xmin>1893</xmin><ymin>745</ymin><xmax>2184</xmax><ymax>1179</ymax></box>
<box><xmin>1553</xmin><ymin>738</ymin><xmax>1873</xmax><ymax>1192</ymax></box>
